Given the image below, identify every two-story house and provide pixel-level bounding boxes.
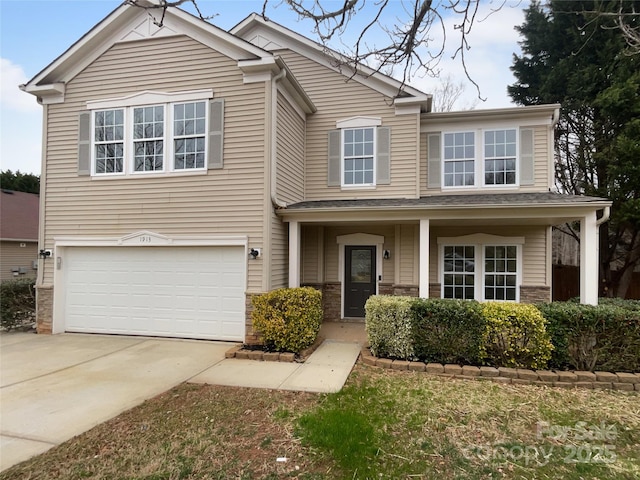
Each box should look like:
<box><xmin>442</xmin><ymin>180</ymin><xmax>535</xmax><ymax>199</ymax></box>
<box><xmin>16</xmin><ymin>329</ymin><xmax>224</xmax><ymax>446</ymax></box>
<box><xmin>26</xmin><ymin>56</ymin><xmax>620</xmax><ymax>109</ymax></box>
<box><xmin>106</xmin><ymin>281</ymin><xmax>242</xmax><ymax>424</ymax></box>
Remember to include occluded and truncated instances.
<box><xmin>22</xmin><ymin>5</ymin><xmax>610</xmax><ymax>344</ymax></box>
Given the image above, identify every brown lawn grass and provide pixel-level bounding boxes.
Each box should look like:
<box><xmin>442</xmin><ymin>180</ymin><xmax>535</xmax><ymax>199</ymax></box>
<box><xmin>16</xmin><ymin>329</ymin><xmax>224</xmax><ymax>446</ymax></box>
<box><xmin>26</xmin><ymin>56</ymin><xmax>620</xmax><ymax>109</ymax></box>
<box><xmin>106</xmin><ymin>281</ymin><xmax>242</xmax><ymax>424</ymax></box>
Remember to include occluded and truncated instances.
<box><xmin>1</xmin><ymin>364</ymin><xmax>638</xmax><ymax>480</ymax></box>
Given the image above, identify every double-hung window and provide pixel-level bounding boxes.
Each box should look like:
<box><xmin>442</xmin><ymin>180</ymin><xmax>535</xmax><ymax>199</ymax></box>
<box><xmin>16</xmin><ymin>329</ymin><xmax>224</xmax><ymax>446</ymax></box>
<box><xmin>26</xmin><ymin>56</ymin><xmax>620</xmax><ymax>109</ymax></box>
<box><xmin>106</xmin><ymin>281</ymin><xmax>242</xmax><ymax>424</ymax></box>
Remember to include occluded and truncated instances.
<box><xmin>94</xmin><ymin>109</ymin><xmax>124</xmax><ymax>174</ymax></box>
<box><xmin>484</xmin><ymin>129</ymin><xmax>517</xmax><ymax>186</ymax></box>
<box><xmin>133</xmin><ymin>105</ymin><xmax>164</xmax><ymax>172</ymax></box>
<box><xmin>343</xmin><ymin>127</ymin><xmax>375</xmax><ymax>186</ymax></box>
<box><xmin>438</xmin><ymin>128</ymin><xmax>520</xmax><ymax>189</ymax></box>
<box><xmin>84</xmin><ymin>90</ymin><xmax>221</xmax><ymax>177</ymax></box>
<box><xmin>443</xmin><ymin>132</ymin><xmax>475</xmax><ymax>187</ymax></box>
<box><xmin>439</xmin><ymin>235</ymin><xmax>522</xmax><ymax>301</ymax></box>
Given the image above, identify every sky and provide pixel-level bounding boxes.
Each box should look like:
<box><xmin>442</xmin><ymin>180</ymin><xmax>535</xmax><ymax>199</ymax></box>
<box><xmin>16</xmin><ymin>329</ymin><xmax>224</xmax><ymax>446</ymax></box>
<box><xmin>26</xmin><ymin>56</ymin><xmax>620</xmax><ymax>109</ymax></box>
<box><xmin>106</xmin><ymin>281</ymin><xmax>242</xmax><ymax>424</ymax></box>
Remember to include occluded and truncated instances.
<box><xmin>0</xmin><ymin>0</ymin><xmax>527</xmax><ymax>175</ymax></box>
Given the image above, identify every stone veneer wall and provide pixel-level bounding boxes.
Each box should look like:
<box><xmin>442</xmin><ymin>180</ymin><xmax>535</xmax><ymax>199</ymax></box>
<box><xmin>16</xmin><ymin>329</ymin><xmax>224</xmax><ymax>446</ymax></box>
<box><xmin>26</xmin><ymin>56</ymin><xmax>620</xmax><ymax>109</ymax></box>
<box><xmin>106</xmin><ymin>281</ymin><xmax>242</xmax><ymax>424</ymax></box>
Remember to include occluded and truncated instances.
<box><xmin>520</xmin><ymin>286</ymin><xmax>551</xmax><ymax>303</ymax></box>
<box><xmin>36</xmin><ymin>285</ymin><xmax>53</xmax><ymax>334</ymax></box>
<box><xmin>429</xmin><ymin>283</ymin><xmax>441</xmax><ymax>299</ymax></box>
<box><xmin>244</xmin><ymin>293</ymin><xmax>262</xmax><ymax>345</ymax></box>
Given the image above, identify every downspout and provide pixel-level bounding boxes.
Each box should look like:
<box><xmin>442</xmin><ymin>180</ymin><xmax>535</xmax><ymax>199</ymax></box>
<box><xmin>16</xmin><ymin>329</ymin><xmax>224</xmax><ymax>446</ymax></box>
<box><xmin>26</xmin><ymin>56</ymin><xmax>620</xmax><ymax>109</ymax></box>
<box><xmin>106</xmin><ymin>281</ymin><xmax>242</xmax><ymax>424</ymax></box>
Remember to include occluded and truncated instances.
<box><xmin>270</xmin><ymin>67</ymin><xmax>287</xmax><ymax>209</ymax></box>
<box><xmin>596</xmin><ymin>206</ymin><xmax>610</xmax><ymax>227</ymax></box>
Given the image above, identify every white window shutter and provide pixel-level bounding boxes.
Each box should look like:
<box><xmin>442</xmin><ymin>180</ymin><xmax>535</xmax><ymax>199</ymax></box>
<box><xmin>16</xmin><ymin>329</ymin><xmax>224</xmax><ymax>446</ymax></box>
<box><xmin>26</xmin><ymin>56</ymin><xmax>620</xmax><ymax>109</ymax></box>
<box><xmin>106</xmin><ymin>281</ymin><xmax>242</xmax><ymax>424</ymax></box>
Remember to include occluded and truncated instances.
<box><xmin>427</xmin><ymin>132</ymin><xmax>441</xmax><ymax>189</ymax></box>
<box><xmin>78</xmin><ymin>112</ymin><xmax>91</xmax><ymax>176</ymax></box>
<box><xmin>519</xmin><ymin>128</ymin><xmax>534</xmax><ymax>186</ymax></box>
<box><xmin>208</xmin><ymin>99</ymin><xmax>224</xmax><ymax>170</ymax></box>
<box><xmin>376</xmin><ymin>126</ymin><xmax>391</xmax><ymax>185</ymax></box>
<box><xmin>327</xmin><ymin>129</ymin><xmax>341</xmax><ymax>186</ymax></box>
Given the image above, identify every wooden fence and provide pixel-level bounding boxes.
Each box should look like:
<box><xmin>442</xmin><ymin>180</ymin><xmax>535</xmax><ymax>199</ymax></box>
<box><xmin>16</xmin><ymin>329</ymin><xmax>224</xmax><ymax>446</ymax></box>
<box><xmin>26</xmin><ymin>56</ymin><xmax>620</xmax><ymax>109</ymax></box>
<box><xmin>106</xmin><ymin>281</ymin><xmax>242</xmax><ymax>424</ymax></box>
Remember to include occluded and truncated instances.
<box><xmin>552</xmin><ymin>264</ymin><xmax>640</xmax><ymax>301</ymax></box>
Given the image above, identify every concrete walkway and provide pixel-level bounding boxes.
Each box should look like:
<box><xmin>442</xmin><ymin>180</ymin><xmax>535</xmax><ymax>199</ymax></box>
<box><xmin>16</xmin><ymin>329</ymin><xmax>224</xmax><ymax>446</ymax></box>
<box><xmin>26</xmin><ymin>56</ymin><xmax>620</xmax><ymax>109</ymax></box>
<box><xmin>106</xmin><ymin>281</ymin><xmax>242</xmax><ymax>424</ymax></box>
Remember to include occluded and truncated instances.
<box><xmin>0</xmin><ymin>327</ymin><xmax>364</xmax><ymax>471</ymax></box>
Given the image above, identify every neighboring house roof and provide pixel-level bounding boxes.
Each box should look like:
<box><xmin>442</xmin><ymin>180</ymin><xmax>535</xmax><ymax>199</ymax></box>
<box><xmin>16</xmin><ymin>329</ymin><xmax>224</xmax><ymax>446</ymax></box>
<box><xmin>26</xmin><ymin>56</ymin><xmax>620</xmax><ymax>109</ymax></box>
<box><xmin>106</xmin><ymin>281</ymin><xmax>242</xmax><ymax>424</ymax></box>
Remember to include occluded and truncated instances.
<box><xmin>283</xmin><ymin>192</ymin><xmax>611</xmax><ymax>213</ymax></box>
<box><xmin>0</xmin><ymin>190</ymin><xmax>39</xmax><ymax>241</ymax></box>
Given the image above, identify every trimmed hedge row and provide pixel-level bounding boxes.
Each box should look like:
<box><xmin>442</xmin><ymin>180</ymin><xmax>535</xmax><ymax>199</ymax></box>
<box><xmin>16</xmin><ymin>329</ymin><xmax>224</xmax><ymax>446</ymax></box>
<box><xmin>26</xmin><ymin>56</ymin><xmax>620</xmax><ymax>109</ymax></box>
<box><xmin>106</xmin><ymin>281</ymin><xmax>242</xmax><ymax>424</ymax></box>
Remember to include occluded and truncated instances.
<box><xmin>365</xmin><ymin>296</ymin><xmax>640</xmax><ymax>372</ymax></box>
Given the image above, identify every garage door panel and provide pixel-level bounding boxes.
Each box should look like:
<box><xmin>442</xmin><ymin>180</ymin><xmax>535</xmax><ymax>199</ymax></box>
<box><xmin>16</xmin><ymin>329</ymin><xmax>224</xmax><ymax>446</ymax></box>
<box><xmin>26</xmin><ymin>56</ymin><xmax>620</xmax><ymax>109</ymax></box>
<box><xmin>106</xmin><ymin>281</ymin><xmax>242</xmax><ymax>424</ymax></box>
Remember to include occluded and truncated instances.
<box><xmin>64</xmin><ymin>246</ymin><xmax>246</xmax><ymax>341</ymax></box>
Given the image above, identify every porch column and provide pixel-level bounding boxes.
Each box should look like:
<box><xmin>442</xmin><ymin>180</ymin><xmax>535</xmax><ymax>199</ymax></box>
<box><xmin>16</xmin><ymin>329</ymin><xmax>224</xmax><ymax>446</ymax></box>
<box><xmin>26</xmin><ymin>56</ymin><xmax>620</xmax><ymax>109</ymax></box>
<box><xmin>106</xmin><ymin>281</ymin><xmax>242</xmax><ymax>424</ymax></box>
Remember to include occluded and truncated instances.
<box><xmin>419</xmin><ymin>219</ymin><xmax>430</xmax><ymax>298</ymax></box>
<box><xmin>580</xmin><ymin>211</ymin><xmax>598</xmax><ymax>305</ymax></box>
<box><xmin>288</xmin><ymin>220</ymin><xmax>300</xmax><ymax>288</ymax></box>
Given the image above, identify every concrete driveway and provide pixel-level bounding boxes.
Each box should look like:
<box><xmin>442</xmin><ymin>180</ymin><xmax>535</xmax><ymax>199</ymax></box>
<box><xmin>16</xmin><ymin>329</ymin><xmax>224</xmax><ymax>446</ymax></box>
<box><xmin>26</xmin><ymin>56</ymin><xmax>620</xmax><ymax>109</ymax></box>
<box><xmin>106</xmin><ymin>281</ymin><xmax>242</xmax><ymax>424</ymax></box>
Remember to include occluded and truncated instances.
<box><xmin>0</xmin><ymin>332</ymin><xmax>231</xmax><ymax>471</ymax></box>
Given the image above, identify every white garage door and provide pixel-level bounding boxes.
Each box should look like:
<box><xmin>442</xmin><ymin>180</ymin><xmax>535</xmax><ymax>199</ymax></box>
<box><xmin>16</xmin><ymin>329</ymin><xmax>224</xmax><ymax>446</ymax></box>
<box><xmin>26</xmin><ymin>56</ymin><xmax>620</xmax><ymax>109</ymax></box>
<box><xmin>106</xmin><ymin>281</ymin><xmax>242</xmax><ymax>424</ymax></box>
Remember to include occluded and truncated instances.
<box><xmin>64</xmin><ymin>246</ymin><xmax>245</xmax><ymax>341</ymax></box>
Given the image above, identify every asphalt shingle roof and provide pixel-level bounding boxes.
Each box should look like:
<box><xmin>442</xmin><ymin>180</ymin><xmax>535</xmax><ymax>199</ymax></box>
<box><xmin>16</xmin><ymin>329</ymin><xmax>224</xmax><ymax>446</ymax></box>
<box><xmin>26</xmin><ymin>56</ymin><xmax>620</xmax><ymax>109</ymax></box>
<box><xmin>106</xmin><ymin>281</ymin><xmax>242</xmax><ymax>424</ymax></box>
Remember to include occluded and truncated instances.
<box><xmin>0</xmin><ymin>190</ymin><xmax>39</xmax><ymax>240</ymax></box>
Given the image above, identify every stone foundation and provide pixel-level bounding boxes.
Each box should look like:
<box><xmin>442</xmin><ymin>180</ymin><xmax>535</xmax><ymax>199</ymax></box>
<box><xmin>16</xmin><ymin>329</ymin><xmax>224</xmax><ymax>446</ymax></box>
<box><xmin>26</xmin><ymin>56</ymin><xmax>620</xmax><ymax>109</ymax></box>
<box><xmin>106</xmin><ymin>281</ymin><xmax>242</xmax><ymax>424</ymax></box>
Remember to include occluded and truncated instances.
<box><xmin>36</xmin><ymin>285</ymin><xmax>53</xmax><ymax>334</ymax></box>
<box><xmin>392</xmin><ymin>285</ymin><xmax>419</xmax><ymax>297</ymax></box>
<box><xmin>429</xmin><ymin>283</ymin><xmax>441</xmax><ymax>299</ymax></box>
<box><xmin>244</xmin><ymin>293</ymin><xmax>262</xmax><ymax>345</ymax></box>
<box><xmin>520</xmin><ymin>285</ymin><xmax>551</xmax><ymax>303</ymax></box>
<box><xmin>320</xmin><ymin>282</ymin><xmax>342</xmax><ymax>322</ymax></box>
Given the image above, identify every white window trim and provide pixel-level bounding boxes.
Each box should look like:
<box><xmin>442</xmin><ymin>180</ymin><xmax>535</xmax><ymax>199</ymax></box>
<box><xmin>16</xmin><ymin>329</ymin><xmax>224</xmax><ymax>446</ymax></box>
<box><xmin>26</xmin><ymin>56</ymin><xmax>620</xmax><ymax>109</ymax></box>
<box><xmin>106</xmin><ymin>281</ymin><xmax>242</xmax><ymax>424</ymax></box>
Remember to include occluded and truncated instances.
<box><xmin>341</xmin><ymin>126</ymin><xmax>377</xmax><ymax>188</ymax></box>
<box><xmin>89</xmin><ymin>95</ymin><xmax>211</xmax><ymax>178</ymax></box>
<box><xmin>437</xmin><ymin>234</ymin><xmax>524</xmax><ymax>302</ymax></box>
<box><xmin>336</xmin><ymin>116</ymin><xmax>382</xmax><ymax>129</ymax></box>
<box><xmin>441</xmin><ymin>127</ymin><xmax>521</xmax><ymax>190</ymax></box>
<box><xmin>86</xmin><ymin>89</ymin><xmax>213</xmax><ymax>110</ymax></box>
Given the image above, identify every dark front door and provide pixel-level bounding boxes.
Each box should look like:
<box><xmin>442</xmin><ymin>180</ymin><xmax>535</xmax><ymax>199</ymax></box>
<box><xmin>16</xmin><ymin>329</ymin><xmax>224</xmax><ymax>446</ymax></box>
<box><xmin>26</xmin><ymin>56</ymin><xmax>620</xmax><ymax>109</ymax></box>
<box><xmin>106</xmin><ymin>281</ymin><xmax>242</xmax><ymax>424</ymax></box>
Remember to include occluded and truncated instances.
<box><xmin>344</xmin><ymin>246</ymin><xmax>376</xmax><ymax>318</ymax></box>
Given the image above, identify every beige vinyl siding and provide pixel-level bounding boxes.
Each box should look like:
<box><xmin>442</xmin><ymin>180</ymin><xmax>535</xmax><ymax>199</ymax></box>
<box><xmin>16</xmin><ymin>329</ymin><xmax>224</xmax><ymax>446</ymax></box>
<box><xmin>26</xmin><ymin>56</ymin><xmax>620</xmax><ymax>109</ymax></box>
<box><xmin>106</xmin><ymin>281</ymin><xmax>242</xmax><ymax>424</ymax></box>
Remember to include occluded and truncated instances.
<box><xmin>423</xmin><ymin>125</ymin><xmax>550</xmax><ymax>195</ymax></box>
<box><xmin>428</xmin><ymin>226</ymin><xmax>548</xmax><ymax>286</ymax></box>
<box><xmin>398</xmin><ymin>224</ymin><xmax>417</xmax><ymax>285</ymax></box>
<box><xmin>419</xmin><ymin>132</ymin><xmax>428</xmax><ymax>194</ymax></box>
<box><xmin>276</xmin><ymin>90</ymin><xmax>305</xmax><ymax>204</ymax></box>
<box><xmin>301</xmin><ymin>225</ymin><xmax>320</xmax><ymax>283</ymax></box>
<box><xmin>41</xmin><ymin>36</ymin><xmax>267</xmax><ymax>292</ymax></box>
<box><xmin>277</xmin><ymin>51</ymin><xmax>420</xmax><ymax>200</ymax></box>
<box><xmin>270</xmin><ymin>210</ymin><xmax>288</xmax><ymax>289</ymax></box>
<box><xmin>0</xmin><ymin>241</ymin><xmax>38</xmax><ymax>282</ymax></box>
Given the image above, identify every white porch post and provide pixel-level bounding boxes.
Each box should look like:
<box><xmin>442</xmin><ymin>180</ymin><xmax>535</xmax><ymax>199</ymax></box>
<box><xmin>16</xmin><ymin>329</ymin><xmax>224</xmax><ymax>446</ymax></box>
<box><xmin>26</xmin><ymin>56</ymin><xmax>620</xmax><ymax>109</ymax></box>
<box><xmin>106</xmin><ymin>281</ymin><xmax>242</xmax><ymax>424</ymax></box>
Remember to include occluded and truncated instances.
<box><xmin>288</xmin><ymin>220</ymin><xmax>300</xmax><ymax>288</ymax></box>
<box><xmin>419</xmin><ymin>219</ymin><xmax>430</xmax><ymax>298</ymax></box>
<box><xmin>580</xmin><ymin>211</ymin><xmax>598</xmax><ymax>305</ymax></box>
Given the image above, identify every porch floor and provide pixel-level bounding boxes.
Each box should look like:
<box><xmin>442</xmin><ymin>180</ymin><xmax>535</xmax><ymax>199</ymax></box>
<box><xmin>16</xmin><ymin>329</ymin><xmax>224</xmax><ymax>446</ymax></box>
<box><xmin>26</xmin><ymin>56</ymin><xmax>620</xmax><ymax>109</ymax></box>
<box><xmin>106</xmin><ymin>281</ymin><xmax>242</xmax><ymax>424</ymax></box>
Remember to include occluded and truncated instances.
<box><xmin>319</xmin><ymin>321</ymin><xmax>367</xmax><ymax>344</ymax></box>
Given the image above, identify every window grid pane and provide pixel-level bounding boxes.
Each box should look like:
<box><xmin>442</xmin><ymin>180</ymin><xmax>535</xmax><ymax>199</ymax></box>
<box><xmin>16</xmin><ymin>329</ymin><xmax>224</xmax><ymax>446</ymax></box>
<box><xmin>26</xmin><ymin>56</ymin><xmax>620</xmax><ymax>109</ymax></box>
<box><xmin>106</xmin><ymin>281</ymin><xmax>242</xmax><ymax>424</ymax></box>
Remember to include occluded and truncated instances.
<box><xmin>94</xmin><ymin>109</ymin><xmax>124</xmax><ymax>174</ymax></box>
<box><xmin>343</xmin><ymin>127</ymin><xmax>374</xmax><ymax>185</ymax></box>
<box><xmin>444</xmin><ymin>132</ymin><xmax>475</xmax><ymax>186</ymax></box>
<box><xmin>484</xmin><ymin>245</ymin><xmax>517</xmax><ymax>301</ymax></box>
<box><xmin>484</xmin><ymin>129</ymin><xmax>517</xmax><ymax>185</ymax></box>
<box><xmin>133</xmin><ymin>105</ymin><xmax>164</xmax><ymax>172</ymax></box>
<box><xmin>443</xmin><ymin>245</ymin><xmax>475</xmax><ymax>300</ymax></box>
<box><xmin>174</xmin><ymin>101</ymin><xmax>206</xmax><ymax>170</ymax></box>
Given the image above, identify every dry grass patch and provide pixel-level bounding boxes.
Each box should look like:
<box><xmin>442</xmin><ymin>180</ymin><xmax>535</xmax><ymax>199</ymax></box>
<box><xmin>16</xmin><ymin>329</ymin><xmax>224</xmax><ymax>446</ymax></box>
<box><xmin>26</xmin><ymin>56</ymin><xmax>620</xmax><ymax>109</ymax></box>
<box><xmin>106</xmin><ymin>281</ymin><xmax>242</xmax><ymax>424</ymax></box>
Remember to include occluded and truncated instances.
<box><xmin>1</xmin><ymin>365</ymin><xmax>638</xmax><ymax>480</ymax></box>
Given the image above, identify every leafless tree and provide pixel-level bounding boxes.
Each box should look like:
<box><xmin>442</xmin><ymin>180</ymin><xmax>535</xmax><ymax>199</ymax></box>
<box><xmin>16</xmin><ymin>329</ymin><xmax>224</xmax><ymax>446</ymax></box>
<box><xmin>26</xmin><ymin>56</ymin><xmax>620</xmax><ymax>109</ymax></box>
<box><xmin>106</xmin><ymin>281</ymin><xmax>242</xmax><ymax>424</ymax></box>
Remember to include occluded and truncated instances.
<box><xmin>431</xmin><ymin>74</ymin><xmax>479</xmax><ymax>112</ymax></box>
<box><xmin>125</xmin><ymin>0</ymin><xmax>510</xmax><ymax>97</ymax></box>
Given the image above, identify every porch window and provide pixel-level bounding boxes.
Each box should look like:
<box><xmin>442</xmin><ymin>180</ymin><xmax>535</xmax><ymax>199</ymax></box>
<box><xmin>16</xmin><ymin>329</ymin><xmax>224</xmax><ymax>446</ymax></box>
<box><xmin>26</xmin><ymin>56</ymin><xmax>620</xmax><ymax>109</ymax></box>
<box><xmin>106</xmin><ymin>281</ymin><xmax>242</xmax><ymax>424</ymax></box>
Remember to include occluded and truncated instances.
<box><xmin>441</xmin><ymin>240</ymin><xmax>520</xmax><ymax>301</ymax></box>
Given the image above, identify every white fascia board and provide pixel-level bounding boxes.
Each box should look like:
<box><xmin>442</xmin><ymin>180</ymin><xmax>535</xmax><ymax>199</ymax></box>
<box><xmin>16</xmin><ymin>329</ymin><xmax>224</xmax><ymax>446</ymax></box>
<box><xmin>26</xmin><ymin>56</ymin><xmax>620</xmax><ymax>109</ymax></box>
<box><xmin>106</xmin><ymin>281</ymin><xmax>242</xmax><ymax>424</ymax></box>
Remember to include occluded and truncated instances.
<box><xmin>23</xmin><ymin>5</ymin><xmax>268</xmax><ymax>94</ymax></box>
<box><xmin>421</xmin><ymin>104</ymin><xmax>561</xmax><ymax>131</ymax></box>
<box><xmin>277</xmin><ymin>201</ymin><xmax>612</xmax><ymax>223</ymax></box>
<box><xmin>232</xmin><ymin>14</ymin><xmax>431</xmax><ymax>105</ymax></box>
<box><xmin>20</xmin><ymin>83</ymin><xmax>65</xmax><ymax>104</ymax></box>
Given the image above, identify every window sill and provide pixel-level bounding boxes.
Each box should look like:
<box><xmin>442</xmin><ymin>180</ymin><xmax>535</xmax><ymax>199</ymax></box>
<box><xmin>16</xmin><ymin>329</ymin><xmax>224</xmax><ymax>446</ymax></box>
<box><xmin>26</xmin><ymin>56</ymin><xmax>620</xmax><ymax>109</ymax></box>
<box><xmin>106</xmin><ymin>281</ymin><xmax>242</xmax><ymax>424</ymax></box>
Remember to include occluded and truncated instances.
<box><xmin>91</xmin><ymin>169</ymin><xmax>209</xmax><ymax>180</ymax></box>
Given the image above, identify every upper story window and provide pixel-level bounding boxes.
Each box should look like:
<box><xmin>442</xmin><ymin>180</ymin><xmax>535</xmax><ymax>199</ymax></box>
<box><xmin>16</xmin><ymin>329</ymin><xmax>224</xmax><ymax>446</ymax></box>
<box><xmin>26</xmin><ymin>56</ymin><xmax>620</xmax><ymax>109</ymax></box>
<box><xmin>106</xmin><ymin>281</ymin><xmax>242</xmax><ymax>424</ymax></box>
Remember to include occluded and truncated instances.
<box><xmin>343</xmin><ymin>127</ymin><xmax>375</xmax><ymax>186</ymax></box>
<box><xmin>428</xmin><ymin>127</ymin><xmax>528</xmax><ymax>190</ymax></box>
<box><xmin>328</xmin><ymin>116</ymin><xmax>390</xmax><ymax>189</ymax></box>
<box><xmin>484</xmin><ymin>129</ymin><xmax>517</xmax><ymax>185</ymax></box>
<box><xmin>443</xmin><ymin>132</ymin><xmax>475</xmax><ymax>187</ymax></box>
<box><xmin>79</xmin><ymin>90</ymin><xmax>223</xmax><ymax>178</ymax></box>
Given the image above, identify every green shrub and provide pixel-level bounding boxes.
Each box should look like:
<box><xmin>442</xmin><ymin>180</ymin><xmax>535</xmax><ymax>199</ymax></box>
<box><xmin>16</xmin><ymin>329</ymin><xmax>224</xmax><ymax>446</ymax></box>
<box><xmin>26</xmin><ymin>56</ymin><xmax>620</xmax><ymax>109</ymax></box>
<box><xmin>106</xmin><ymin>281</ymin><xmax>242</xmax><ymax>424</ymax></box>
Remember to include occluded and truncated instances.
<box><xmin>410</xmin><ymin>298</ymin><xmax>485</xmax><ymax>365</ymax></box>
<box><xmin>365</xmin><ymin>296</ymin><xmax>415</xmax><ymax>360</ymax></box>
<box><xmin>537</xmin><ymin>301</ymin><xmax>640</xmax><ymax>372</ymax></box>
<box><xmin>251</xmin><ymin>287</ymin><xmax>322</xmax><ymax>353</ymax></box>
<box><xmin>480</xmin><ymin>302</ymin><xmax>553</xmax><ymax>370</ymax></box>
<box><xmin>0</xmin><ymin>279</ymin><xmax>36</xmax><ymax>331</ymax></box>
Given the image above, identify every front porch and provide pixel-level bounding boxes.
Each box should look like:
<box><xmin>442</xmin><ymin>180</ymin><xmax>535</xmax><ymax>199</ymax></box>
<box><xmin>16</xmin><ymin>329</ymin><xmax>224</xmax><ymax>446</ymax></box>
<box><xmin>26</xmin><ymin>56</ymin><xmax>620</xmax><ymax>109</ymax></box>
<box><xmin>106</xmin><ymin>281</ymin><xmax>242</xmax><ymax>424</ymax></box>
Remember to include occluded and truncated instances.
<box><xmin>279</xmin><ymin>193</ymin><xmax>611</xmax><ymax>322</ymax></box>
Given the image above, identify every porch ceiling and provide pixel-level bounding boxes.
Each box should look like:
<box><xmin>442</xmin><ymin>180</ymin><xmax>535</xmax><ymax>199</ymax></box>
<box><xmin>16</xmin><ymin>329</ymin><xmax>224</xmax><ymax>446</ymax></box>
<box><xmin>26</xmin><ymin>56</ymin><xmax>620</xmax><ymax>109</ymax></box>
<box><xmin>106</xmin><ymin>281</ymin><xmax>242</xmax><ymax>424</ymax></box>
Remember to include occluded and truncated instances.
<box><xmin>278</xmin><ymin>192</ymin><xmax>611</xmax><ymax>226</ymax></box>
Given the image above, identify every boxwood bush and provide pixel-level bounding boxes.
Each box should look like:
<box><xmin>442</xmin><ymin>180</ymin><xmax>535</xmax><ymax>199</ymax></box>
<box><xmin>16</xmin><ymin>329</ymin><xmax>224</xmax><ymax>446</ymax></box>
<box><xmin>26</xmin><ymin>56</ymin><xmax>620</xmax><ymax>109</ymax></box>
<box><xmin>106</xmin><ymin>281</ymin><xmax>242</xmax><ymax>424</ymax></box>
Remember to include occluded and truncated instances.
<box><xmin>411</xmin><ymin>298</ymin><xmax>485</xmax><ymax>365</ymax></box>
<box><xmin>365</xmin><ymin>295</ymin><xmax>415</xmax><ymax>359</ymax></box>
<box><xmin>480</xmin><ymin>302</ymin><xmax>553</xmax><ymax>370</ymax></box>
<box><xmin>537</xmin><ymin>301</ymin><xmax>640</xmax><ymax>372</ymax></box>
<box><xmin>251</xmin><ymin>287</ymin><xmax>322</xmax><ymax>353</ymax></box>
